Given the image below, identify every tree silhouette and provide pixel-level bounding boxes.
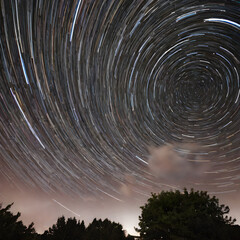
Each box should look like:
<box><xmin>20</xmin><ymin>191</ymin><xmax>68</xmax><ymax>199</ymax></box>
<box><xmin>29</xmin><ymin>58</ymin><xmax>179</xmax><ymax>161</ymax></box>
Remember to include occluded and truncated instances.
<box><xmin>86</xmin><ymin>218</ymin><xmax>126</xmax><ymax>240</ymax></box>
<box><xmin>41</xmin><ymin>216</ymin><xmax>85</xmax><ymax>240</ymax></box>
<box><xmin>41</xmin><ymin>217</ymin><xmax>128</xmax><ymax>240</ymax></box>
<box><xmin>136</xmin><ymin>189</ymin><xmax>239</xmax><ymax>240</ymax></box>
<box><xmin>0</xmin><ymin>203</ymin><xmax>36</xmax><ymax>240</ymax></box>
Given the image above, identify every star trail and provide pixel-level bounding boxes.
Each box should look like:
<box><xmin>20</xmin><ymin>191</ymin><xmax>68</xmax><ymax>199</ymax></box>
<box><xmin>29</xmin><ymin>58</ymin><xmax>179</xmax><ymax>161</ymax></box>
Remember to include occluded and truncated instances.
<box><xmin>0</xmin><ymin>0</ymin><xmax>240</xmax><ymax>234</ymax></box>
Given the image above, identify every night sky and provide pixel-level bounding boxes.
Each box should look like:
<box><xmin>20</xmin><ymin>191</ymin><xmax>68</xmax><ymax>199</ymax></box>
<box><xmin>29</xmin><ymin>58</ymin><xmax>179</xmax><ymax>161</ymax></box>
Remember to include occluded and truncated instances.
<box><xmin>0</xmin><ymin>0</ymin><xmax>240</xmax><ymax>235</ymax></box>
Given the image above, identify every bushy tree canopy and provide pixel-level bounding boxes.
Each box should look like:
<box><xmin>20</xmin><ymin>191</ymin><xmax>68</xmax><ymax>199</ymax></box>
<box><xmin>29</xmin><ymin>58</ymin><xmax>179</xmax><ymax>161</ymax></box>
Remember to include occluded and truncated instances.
<box><xmin>137</xmin><ymin>189</ymin><xmax>238</xmax><ymax>240</ymax></box>
<box><xmin>41</xmin><ymin>216</ymin><xmax>85</xmax><ymax>240</ymax></box>
<box><xmin>41</xmin><ymin>216</ymin><xmax>128</xmax><ymax>240</ymax></box>
<box><xmin>0</xmin><ymin>203</ymin><xmax>36</xmax><ymax>240</ymax></box>
<box><xmin>86</xmin><ymin>218</ymin><xmax>126</xmax><ymax>240</ymax></box>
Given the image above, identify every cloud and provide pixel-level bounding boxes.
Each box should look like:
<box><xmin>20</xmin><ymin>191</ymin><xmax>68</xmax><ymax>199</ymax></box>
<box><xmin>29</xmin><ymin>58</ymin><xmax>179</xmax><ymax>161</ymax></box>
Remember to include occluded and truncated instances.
<box><xmin>119</xmin><ymin>175</ymin><xmax>136</xmax><ymax>197</ymax></box>
<box><xmin>148</xmin><ymin>143</ymin><xmax>212</xmax><ymax>182</ymax></box>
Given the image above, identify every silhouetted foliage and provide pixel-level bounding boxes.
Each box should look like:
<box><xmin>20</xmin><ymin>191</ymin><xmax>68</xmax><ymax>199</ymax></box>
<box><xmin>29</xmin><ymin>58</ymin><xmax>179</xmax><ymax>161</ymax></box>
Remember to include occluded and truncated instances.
<box><xmin>41</xmin><ymin>216</ymin><xmax>128</xmax><ymax>240</ymax></box>
<box><xmin>86</xmin><ymin>218</ymin><xmax>126</xmax><ymax>240</ymax></box>
<box><xmin>3</xmin><ymin>196</ymin><xmax>239</xmax><ymax>240</ymax></box>
<box><xmin>136</xmin><ymin>189</ymin><xmax>239</xmax><ymax>240</ymax></box>
<box><xmin>41</xmin><ymin>216</ymin><xmax>85</xmax><ymax>240</ymax></box>
<box><xmin>0</xmin><ymin>203</ymin><xmax>36</xmax><ymax>240</ymax></box>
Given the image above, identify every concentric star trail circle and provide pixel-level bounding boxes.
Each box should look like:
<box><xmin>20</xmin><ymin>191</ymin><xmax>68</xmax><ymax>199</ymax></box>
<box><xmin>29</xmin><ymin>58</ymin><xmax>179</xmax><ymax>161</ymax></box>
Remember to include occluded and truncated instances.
<box><xmin>0</xmin><ymin>0</ymin><xmax>240</xmax><ymax>199</ymax></box>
